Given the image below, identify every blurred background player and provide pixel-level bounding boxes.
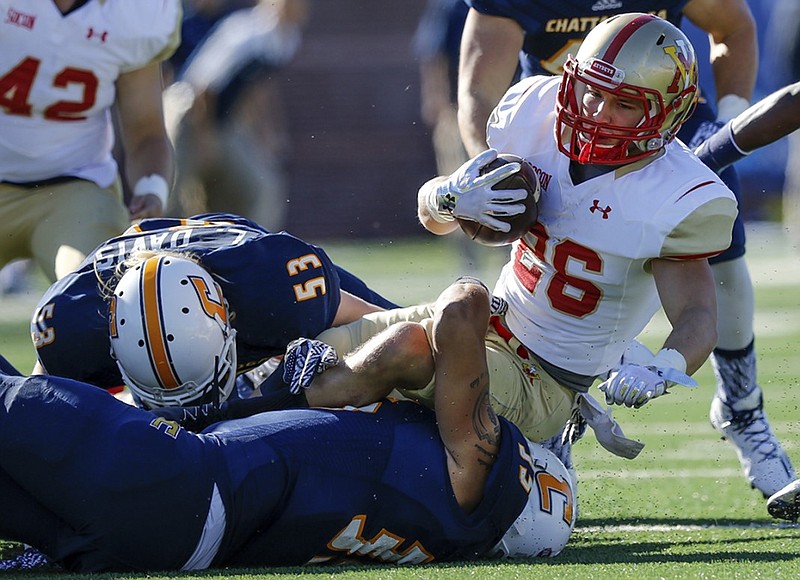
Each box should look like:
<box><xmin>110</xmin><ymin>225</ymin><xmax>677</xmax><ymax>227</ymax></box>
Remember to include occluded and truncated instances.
<box><xmin>414</xmin><ymin>0</ymin><xmax>491</xmax><ymax>274</ymax></box>
<box><xmin>0</xmin><ymin>0</ymin><xmax>179</xmax><ymax>283</ymax></box>
<box><xmin>167</xmin><ymin>0</ymin><xmax>252</xmax><ymax>80</ymax></box>
<box><xmin>0</xmin><ymin>280</ymin><xmax>574</xmax><ymax>571</ymax></box>
<box><xmin>30</xmin><ymin>213</ymin><xmax>397</xmax><ymax>405</ymax></box>
<box><xmin>762</xmin><ymin>2</ymin><xmax>800</xmax><ymax>246</ymax></box>
<box><xmin>414</xmin><ymin>0</ymin><xmax>470</xmax><ymax>180</ymax></box>
<box><xmin>455</xmin><ymin>0</ymin><xmax>794</xmax><ymax>500</ymax></box>
<box><xmin>164</xmin><ymin>0</ymin><xmax>309</xmax><ymax>232</ymax></box>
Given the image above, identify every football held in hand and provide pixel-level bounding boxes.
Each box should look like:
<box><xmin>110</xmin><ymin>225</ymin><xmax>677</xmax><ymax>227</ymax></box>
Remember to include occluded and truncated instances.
<box><xmin>458</xmin><ymin>154</ymin><xmax>541</xmax><ymax>246</ymax></box>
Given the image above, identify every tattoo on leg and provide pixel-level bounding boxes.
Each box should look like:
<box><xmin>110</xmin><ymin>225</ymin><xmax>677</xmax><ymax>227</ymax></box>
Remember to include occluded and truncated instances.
<box><xmin>472</xmin><ymin>382</ymin><xmax>500</xmax><ymax>469</ymax></box>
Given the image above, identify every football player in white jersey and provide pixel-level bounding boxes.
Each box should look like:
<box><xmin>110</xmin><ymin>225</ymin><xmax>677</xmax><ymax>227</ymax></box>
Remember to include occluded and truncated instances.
<box><xmin>0</xmin><ymin>0</ymin><xmax>180</xmax><ymax>281</ymax></box>
<box><xmin>277</xmin><ymin>15</ymin><xmax>736</xmax><ymax>461</ymax></box>
<box><xmin>456</xmin><ymin>1</ymin><xmax>795</xmax><ymax>502</ymax></box>
<box><xmin>419</xmin><ymin>13</ymin><xmax>737</xmax><ymax>438</ymax></box>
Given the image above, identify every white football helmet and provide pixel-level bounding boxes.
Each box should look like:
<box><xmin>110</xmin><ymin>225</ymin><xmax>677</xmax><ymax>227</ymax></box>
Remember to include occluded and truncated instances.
<box><xmin>493</xmin><ymin>439</ymin><xmax>576</xmax><ymax>558</ymax></box>
<box><xmin>109</xmin><ymin>255</ymin><xmax>237</xmax><ymax>409</ymax></box>
<box><xmin>555</xmin><ymin>13</ymin><xmax>699</xmax><ymax>165</ymax></box>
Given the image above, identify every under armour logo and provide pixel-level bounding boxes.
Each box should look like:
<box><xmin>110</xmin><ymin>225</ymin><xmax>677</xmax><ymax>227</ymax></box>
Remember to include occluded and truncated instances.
<box><xmin>87</xmin><ymin>27</ymin><xmax>108</xmax><ymax>42</ymax></box>
<box><xmin>590</xmin><ymin>199</ymin><xmax>612</xmax><ymax>219</ymax></box>
<box><xmin>440</xmin><ymin>193</ymin><xmax>457</xmax><ymax>213</ymax></box>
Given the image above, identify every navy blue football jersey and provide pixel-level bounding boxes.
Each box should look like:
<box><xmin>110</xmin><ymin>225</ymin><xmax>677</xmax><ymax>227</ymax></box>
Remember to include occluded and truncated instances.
<box><xmin>208</xmin><ymin>400</ymin><xmax>534</xmax><ymax>566</ymax></box>
<box><xmin>31</xmin><ymin>213</ymin><xmax>396</xmax><ymax>390</ymax></box>
<box><xmin>467</xmin><ymin>0</ymin><xmax>689</xmax><ymax>77</ymax></box>
<box><xmin>0</xmin><ymin>371</ymin><xmax>544</xmax><ymax>571</ymax></box>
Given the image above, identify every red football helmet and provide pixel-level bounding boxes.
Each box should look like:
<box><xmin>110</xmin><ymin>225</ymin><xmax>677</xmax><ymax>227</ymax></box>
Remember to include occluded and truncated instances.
<box><xmin>555</xmin><ymin>13</ymin><xmax>699</xmax><ymax>165</ymax></box>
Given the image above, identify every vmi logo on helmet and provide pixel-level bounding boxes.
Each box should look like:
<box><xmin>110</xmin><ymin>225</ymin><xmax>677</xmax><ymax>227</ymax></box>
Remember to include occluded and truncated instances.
<box><xmin>663</xmin><ymin>41</ymin><xmax>694</xmax><ymax>94</ymax></box>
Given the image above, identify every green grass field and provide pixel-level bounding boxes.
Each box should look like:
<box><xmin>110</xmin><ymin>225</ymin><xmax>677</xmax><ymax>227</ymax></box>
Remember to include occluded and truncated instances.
<box><xmin>1</xmin><ymin>223</ymin><xmax>799</xmax><ymax>578</ymax></box>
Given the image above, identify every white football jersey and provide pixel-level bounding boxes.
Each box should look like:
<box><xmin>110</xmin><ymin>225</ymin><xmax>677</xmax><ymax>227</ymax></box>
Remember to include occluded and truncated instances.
<box><xmin>487</xmin><ymin>76</ymin><xmax>738</xmax><ymax>377</ymax></box>
<box><xmin>0</xmin><ymin>0</ymin><xmax>181</xmax><ymax>185</ymax></box>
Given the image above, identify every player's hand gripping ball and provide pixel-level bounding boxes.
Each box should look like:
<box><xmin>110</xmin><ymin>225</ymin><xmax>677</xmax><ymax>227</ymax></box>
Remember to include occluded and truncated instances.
<box><xmin>458</xmin><ymin>154</ymin><xmax>541</xmax><ymax>246</ymax></box>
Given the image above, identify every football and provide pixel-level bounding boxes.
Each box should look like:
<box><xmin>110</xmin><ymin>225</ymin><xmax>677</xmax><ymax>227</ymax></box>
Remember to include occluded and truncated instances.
<box><xmin>457</xmin><ymin>154</ymin><xmax>540</xmax><ymax>246</ymax></box>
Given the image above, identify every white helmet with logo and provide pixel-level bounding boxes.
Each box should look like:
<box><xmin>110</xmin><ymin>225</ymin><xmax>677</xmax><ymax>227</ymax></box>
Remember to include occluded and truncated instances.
<box><xmin>109</xmin><ymin>254</ymin><xmax>237</xmax><ymax>409</ymax></box>
<box><xmin>493</xmin><ymin>439</ymin><xmax>576</xmax><ymax>558</ymax></box>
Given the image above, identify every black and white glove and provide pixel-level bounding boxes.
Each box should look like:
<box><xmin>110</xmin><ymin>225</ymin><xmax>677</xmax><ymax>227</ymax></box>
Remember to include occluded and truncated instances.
<box><xmin>598</xmin><ymin>349</ymin><xmax>697</xmax><ymax>408</ymax></box>
<box><xmin>425</xmin><ymin>149</ymin><xmax>527</xmax><ymax>232</ymax></box>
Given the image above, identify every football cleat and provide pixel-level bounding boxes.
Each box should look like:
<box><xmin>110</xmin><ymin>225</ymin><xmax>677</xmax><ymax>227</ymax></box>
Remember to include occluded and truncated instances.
<box><xmin>767</xmin><ymin>479</ymin><xmax>800</xmax><ymax>522</ymax></box>
<box><xmin>710</xmin><ymin>392</ymin><xmax>796</xmax><ymax>497</ymax></box>
<box><xmin>282</xmin><ymin>338</ymin><xmax>338</xmax><ymax>394</ymax></box>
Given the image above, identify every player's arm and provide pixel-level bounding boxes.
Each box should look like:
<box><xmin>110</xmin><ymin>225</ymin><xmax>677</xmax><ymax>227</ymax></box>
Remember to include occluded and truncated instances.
<box><xmin>683</xmin><ymin>0</ymin><xmax>757</xmax><ymax>121</ymax></box>
<box><xmin>150</xmin><ymin>392</ymin><xmax>308</xmax><ymax>433</ymax></box>
<box><xmin>115</xmin><ymin>61</ymin><xmax>175</xmax><ymax>220</ymax></box>
<box><xmin>696</xmin><ymin>82</ymin><xmax>800</xmax><ymax>174</ymax></box>
<box><xmin>457</xmin><ymin>8</ymin><xmax>524</xmax><ymax>156</ymax></box>
<box><xmin>731</xmin><ymin>82</ymin><xmax>800</xmax><ymax>151</ymax></box>
<box><xmin>332</xmin><ymin>290</ymin><xmax>386</xmax><ymax>326</ymax></box>
<box><xmin>432</xmin><ymin>280</ymin><xmax>500</xmax><ymax>513</ymax></box>
<box><xmin>598</xmin><ymin>258</ymin><xmax>715</xmax><ymax>408</ymax></box>
<box><xmin>281</xmin><ymin>278</ymin><xmax>500</xmax><ymax>512</ymax></box>
<box><xmin>652</xmin><ymin>258</ymin><xmax>718</xmax><ymax>374</ymax></box>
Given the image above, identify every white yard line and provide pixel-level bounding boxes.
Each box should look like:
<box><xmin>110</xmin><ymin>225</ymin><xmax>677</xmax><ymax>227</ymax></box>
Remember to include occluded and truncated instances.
<box><xmin>577</xmin><ymin>522</ymin><xmax>798</xmax><ymax>532</ymax></box>
<box><xmin>578</xmin><ymin>467</ymin><xmax>744</xmax><ymax>480</ymax></box>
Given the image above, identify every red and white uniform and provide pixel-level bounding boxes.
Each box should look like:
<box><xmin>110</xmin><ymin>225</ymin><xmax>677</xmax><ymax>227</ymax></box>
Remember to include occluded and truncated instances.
<box><xmin>487</xmin><ymin>76</ymin><xmax>738</xmax><ymax>377</ymax></box>
<box><xmin>0</xmin><ymin>0</ymin><xmax>181</xmax><ymax>185</ymax></box>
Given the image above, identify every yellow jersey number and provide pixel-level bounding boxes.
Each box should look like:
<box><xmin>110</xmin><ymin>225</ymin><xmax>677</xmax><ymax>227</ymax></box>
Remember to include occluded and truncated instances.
<box><xmin>286</xmin><ymin>254</ymin><xmax>327</xmax><ymax>302</ymax></box>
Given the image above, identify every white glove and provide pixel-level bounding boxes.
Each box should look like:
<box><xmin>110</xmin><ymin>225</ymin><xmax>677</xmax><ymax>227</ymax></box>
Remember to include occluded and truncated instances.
<box><xmin>577</xmin><ymin>394</ymin><xmax>645</xmax><ymax>459</ymax></box>
<box><xmin>598</xmin><ymin>355</ymin><xmax>697</xmax><ymax>409</ymax></box>
<box><xmin>426</xmin><ymin>149</ymin><xmax>527</xmax><ymax>232</ymax></box>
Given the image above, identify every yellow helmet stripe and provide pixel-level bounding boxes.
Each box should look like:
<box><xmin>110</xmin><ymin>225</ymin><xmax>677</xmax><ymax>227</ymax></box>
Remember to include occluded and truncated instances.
<box><xmin>141</xmin><ymin>257</ymin><xmax>181</xmax><ymax>389</ymax></box>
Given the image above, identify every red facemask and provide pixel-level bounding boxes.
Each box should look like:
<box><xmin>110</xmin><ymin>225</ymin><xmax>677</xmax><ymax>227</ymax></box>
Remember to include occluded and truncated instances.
<box><xmin>554</xmin><ymin>56</ymin><xmax>695</xmax><ymax>165</ymax></box>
